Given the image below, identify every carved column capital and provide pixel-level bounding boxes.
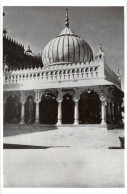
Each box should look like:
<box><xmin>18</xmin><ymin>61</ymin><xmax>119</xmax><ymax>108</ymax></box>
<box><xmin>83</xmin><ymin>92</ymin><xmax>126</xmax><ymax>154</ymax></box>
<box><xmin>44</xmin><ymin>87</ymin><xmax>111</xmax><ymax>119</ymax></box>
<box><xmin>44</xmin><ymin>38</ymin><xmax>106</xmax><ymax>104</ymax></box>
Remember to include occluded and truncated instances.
<box><xmin>73</xmin><ymin>96</ymin><xmax>80</xmax><ymax>102</ymax></box>
<box><xmin>100</xmin><ymin>94</ymin><xmax>107</xmax><ymax>102</ymax></box>
<box><xmin>20</xmin><ymin>100</ymin><xmax>26</xmax><ymax>105</ymax></box>
<box><xmin>57</xmin><ymin>88</ymin><xmax>63</xmax><ymax>102</ymax></box>
<box><xmin>56</xmin><ymin>98</ymin><xmax>63</xmax><ymax>103</ymax></box>
<box><xmin>73</xmin><ymin>87</ymin><xmax>81</xmax><ymax>99</ymax></box>
<box><xmin>35</xmin><ymin>101</ymin><xmax>40</xmax><ymax>104</ymax></box>
<box><xmin>20</xmin><ymin>91</ymin><xmax>26</xmax><ymax>104</ymax></box>
<box><xmin>34</xmin><ymin>90</ymin><xmax>42</xmax><ymax>104</ymax></box>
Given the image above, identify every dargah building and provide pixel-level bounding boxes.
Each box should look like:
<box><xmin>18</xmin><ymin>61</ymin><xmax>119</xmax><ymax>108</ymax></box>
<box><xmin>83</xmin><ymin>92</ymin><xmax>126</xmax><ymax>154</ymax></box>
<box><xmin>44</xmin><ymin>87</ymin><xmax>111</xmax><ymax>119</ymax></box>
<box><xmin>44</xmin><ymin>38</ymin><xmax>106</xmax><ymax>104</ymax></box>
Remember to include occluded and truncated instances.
<box><xmin>3</xmin><ymin>10</ymin><xmax>124</xmax><ymax>128</ymax></box>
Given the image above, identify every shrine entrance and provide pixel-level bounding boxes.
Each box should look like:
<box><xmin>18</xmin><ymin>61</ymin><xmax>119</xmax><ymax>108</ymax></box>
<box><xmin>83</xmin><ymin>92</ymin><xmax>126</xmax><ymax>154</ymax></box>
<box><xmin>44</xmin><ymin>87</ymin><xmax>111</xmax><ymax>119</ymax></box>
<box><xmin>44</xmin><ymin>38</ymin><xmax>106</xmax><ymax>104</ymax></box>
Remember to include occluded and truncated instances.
<box><xmin>62</xmin><ymin>93</ymin><xmax>74</xmax><ymax>124</ymax></box>
<box><xmin>79</xmin><ymin>91</ymin><xmax>101</xmax><ymax>124</ymax></box>
<box><xmin>39</xmin><ymin>93</ymin><xmax>58</xmax><ymax>124</ymax></box>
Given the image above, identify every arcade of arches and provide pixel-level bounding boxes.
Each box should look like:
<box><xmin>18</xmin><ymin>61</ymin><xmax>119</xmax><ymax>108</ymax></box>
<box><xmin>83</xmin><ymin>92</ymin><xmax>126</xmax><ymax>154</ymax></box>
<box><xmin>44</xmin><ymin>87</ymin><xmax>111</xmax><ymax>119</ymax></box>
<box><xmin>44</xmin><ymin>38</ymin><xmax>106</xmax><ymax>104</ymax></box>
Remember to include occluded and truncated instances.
<box><xmin>4</xmin><ymin>87</ymin><xmax>123</xmax><ymax>126</ymax></box>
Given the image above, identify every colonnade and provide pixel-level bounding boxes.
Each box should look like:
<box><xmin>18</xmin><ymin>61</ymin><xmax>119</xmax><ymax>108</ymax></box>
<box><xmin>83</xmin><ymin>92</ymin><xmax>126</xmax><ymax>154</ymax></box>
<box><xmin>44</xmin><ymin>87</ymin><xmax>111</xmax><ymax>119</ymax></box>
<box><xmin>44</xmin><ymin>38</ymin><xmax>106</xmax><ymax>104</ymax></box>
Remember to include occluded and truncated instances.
<box><xmin>3</xmin><ymin>88</ymin><xmax>123</xmax><ymax>126</ymax></box>
<box><xmin>18</xmin><ymin>94</ymin><xmax>81</xmax><ymax>125</ymax></box>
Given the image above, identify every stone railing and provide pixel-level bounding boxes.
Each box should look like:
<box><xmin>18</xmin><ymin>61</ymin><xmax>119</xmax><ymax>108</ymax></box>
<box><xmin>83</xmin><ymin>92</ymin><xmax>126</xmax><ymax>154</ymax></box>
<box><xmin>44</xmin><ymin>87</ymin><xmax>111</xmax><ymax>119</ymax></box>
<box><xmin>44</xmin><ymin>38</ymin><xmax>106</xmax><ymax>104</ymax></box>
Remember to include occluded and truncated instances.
<box><xmin>3</xmin><ymin>62</ymin><xmax>100</xmax><ymax>86</ymax></box>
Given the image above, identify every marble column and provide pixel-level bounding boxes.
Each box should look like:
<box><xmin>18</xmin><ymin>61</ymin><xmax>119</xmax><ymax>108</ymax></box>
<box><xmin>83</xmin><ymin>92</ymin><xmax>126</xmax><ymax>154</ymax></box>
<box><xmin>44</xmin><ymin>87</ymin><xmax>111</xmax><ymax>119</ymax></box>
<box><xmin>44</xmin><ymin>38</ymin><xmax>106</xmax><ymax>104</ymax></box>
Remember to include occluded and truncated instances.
<box><xmin>100</xmin><ymin>95</ymin><xmax>106</xmax><ymax>126</ymax></box>
<box><xmin>73</xmin><ymin>97</ymin><xmax>79</xmax><ymax>125</ymax></box>
<box><xmin>20</xmin><ymin>101</ymin><xmax>26</xmax><ymax>124</ymax></box>
<box><xmin>34</xmin><ymin>90</ymin><xmax>42</xmax><ymax>124</ymax></box>
<box><xmin>56</xmin><ymin>98</ymin><xmax>62</xmax><ymax>125</ymax></box>
<box><xmin>35</xmin><ymin>101</ymin><xmax>40</xmax><ymax>123</ymax></box>
<box><xmin>107</xmin><ymin>102</ymin><xmax>111</xmax><ymax>123</ymax></box>
<box><xmin>20</xmin><ymin>91</ymin><xmax>26</xmax><ymax>124</ymax></box>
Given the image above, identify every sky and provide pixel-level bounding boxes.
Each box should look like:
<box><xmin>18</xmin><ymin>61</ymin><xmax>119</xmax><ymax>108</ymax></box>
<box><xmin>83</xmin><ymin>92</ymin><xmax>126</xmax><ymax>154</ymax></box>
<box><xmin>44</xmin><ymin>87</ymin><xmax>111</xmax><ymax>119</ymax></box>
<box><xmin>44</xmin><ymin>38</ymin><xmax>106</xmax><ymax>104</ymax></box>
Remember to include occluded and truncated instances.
<box><xmin>3</xmin><ymin>6</ymin><xmax>124</xmax><ymax>89</ymax></box>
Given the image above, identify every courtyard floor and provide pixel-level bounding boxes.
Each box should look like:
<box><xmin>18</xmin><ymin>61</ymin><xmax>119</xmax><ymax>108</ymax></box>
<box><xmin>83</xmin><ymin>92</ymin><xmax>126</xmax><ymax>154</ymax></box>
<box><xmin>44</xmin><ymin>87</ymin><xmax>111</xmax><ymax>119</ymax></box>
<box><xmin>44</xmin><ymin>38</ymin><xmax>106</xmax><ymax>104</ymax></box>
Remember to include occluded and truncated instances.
<box><xmin>3</xmin><ymin>124</ymin><xmax>124</xmax><ymax>188</ymax></box>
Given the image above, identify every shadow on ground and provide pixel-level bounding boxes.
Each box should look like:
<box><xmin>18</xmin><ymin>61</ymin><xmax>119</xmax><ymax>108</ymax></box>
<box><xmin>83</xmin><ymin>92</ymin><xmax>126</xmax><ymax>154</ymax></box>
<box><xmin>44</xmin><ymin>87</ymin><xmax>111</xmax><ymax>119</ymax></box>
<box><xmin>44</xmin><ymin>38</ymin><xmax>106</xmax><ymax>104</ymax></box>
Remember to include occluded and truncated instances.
<box><xmin>3</xmin><ymin>124</ymin><xmax>58</xmax><ymax>137</ymax></box>
<box><xmin>108</xmin><ymin>147</ymin><xmax>123</xmax><ymax>149</ymax></box>
<box><xmin>3</xmin><ymin>143</ymin><xmax>70</xmax><ymax>149</ymax></box>
<box><xmin>107</xmin><ymin>123</ymin><xmax>124</xmax><ymax>130</ymax></box>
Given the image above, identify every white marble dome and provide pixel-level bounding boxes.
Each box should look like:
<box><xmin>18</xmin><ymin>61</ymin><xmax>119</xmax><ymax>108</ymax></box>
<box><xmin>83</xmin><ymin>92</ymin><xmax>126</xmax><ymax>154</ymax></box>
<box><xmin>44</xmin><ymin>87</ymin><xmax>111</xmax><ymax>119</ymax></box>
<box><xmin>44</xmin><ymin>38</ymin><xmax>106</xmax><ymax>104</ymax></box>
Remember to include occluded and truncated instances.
<box><xmin>42</xmin><ymin>15</ymin><xmax>93</xmax><ymax>67</ymax></box>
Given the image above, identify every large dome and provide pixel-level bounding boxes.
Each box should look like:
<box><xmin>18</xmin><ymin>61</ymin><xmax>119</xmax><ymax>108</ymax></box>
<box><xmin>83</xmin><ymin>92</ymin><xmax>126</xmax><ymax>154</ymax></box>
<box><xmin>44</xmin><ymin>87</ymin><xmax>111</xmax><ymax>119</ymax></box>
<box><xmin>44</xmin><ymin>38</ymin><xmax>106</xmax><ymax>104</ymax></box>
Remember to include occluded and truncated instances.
<box><xmin>42</xmin><ymin>12</ymin><xmax>93</xmax><ymax>67</ymax></box>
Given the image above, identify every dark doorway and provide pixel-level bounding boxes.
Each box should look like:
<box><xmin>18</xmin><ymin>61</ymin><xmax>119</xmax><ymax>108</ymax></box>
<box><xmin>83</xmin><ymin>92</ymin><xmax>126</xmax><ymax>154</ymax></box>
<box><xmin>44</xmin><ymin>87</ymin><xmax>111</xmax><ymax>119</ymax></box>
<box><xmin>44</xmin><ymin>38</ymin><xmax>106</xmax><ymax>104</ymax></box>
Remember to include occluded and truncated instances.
<box><xmin>25</xmin><ymin>96</ymin><xmax>35</xmax><ymax>124</ymax></box>
<box><xmin>62</xmin><ymin>93</ymin><xmax>74</xmax><ymax>124</ymax></box>
<box><xmin>5</xmin><ymin>95</ymin><xmax>21</xmax><ymax>123</ymax></box>
<box><xmin>79</xmin><ymin>91</ymin><xmax>101</xmax><ymax>124</ymax></box>
<box><xmin>39</xmin><ymin>93</ymin><xmax>58</xmax><ymax>124</ymax></box>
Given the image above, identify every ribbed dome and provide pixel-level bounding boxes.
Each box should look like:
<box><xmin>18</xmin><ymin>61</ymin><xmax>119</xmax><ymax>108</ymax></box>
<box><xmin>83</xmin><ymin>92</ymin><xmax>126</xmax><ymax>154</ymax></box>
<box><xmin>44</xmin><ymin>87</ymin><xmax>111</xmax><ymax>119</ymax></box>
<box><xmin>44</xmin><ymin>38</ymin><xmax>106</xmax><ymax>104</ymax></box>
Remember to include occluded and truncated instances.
<box><xmin>42</xmin><ymin>13</ymin><xmax>93</xmax><ymax>67</ymax></box>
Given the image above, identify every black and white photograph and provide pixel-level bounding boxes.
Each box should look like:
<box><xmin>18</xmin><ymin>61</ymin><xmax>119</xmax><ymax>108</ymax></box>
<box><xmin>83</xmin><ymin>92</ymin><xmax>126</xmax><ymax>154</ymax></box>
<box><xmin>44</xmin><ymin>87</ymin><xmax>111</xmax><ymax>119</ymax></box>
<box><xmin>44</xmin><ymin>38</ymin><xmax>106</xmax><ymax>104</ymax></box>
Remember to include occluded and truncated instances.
<box><xmin>1</xmin><ymin>2</ymin><xmax>125</xmax><ymax>190</ymax></box>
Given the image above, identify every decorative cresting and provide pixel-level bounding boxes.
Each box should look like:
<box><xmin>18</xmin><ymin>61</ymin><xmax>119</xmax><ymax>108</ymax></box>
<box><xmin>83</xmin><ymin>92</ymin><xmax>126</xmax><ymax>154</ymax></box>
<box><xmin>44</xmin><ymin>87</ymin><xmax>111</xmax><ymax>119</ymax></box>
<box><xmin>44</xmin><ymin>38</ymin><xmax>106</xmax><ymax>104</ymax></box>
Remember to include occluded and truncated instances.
<box><xmin>65</xmin><ymin>9</ymin><xmax>69</xmax><ymax>28</ymax></box>
<box><xmin>42</xmin><ymin>10</ymin><xmax>93</xmax><ymax>67</ymax></box>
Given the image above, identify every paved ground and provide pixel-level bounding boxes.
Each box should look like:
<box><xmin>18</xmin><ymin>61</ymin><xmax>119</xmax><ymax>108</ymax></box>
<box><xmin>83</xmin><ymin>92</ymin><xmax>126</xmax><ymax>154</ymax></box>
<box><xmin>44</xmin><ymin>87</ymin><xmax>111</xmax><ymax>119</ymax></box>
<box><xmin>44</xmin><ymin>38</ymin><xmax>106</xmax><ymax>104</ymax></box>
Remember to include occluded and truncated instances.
<box><xmin>3</xmin><ymin>124</ymin><xmax>124</xmax><ymax>148</ymax></box>
<box><xmin>3</xmin><ymin>125</ymin><xmax>124</xmax><ymax>188</ymax></box>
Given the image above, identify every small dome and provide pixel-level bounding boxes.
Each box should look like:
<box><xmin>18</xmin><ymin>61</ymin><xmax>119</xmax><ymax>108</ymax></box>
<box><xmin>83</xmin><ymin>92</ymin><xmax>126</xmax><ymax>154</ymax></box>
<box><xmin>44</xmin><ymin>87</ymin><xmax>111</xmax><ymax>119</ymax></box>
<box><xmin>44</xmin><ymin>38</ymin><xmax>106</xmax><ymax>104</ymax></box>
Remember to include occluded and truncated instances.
<box><xmin>25</xmin><ymin>46</ymin><xmax>32</xmax><ymax>53</ymax></box>
<box><xmin>42</xmin><ymin>11</ymin><xmax>93</xmax><ymax>67</ymax></box>
<box><xmin>25</xmin><ymin>46</ymin><xmax>35</xmax><ymax>57</ymax></box>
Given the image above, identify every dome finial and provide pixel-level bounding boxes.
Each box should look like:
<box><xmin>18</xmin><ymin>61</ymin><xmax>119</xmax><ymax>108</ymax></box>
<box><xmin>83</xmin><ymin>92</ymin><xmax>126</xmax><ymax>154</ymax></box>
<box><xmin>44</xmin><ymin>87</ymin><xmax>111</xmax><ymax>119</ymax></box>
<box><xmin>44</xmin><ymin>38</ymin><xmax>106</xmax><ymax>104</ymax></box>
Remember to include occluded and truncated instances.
<box><xmin>118</xmin><ymin>67</ymin><xmax>120</xmax><ymax>74</ymax></box>
<box><xmin>117</xmin><ymin>66</ymin><xmax>121</xmax><ymax>81</ymax></box>
<box><xmin>65</xmin><ymin>9</ymin><xmax>69</xmax><ymax>28</ymax></box>
<box><xmin>100</xmin><ymin>42</ymin><xmax>103</xmax><ymax>52</ymax></box>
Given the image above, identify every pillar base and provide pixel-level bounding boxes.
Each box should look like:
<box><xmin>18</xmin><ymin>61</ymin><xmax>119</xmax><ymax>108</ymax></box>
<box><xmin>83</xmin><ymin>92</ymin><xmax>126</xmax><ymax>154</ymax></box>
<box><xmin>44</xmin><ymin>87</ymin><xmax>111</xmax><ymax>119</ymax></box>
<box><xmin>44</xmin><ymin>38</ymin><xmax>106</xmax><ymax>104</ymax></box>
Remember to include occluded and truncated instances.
<box><xmin>56</xmin><ymin>120</ymin><xmax>62</xmax><ymax>125</ymax></box>
<box><xmin>19</xmin><ymin>120</ymin><xmax>25</xmax><ymax>125</ymax></box>
<box><xmin>100</xmin><ymin>121</ymin><xmax>107</xmax><ymax>128</ymax></box>
<box><xmin>35</xmin><ymin>119</ymin><xmax>40</xmax><ymax>124</ymax></box>
<box><xmin>74</xmin><ymin>120</ymin><xmax>79</xmax><ymax>125</ymax></box>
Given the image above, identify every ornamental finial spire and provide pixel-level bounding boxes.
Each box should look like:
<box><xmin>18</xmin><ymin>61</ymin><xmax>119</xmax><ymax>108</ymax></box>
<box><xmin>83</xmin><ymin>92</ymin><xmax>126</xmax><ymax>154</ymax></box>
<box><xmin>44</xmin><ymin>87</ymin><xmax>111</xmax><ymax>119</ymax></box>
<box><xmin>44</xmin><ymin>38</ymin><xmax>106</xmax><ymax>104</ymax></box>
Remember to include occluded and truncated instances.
<box><xmin>100</xmin><ymin>42</ymin><xmax>103</xmax><ymax>52</ymax></box>
<box><xmin>117</xmin><ymin>67</ymin><xmax>121</xmax><ymax>81</ymax></box>
<box><xmin>118</xmin><ymin>67</ymin><xmax>120</xmax><ymax>74</ymax></box>
<box><xmin>65</xmin><ymin>9</ymin><xmax>69</xmax><ymax>28</ymax></box>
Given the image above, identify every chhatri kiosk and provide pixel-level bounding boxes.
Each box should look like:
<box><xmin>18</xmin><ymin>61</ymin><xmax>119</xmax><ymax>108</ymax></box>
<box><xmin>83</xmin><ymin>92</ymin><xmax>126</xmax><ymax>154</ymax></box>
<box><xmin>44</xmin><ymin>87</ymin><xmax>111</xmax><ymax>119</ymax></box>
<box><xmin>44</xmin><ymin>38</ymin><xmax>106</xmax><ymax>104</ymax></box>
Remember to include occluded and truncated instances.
<box><xmin>3</xmin><ymin>10</ymin><xmax>124</xmax><ymax>128</ymax></box>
